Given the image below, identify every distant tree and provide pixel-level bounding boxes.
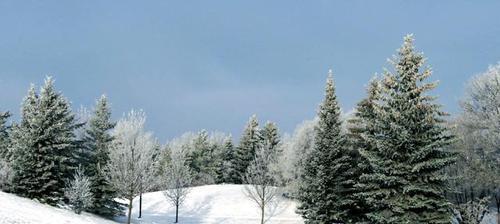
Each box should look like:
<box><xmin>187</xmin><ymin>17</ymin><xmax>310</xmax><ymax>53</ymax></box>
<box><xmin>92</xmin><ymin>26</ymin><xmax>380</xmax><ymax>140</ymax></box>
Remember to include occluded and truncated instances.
<box><xmin>10</xmin><ymin>77</ymin><xmax>81</xmax><ymax>205</ymax></box>
<box><xmin>186</xmin><ymin>130</ymin><xmax>216</xmax><ymax>185</ymax></box>
<box><xmin>106</xmin><ymin>110</ymin><xmax>157</xmax><ymax>224</ymax></box>
<box><xmin>0</xmin><ymin>111</ymin><xmax>12</xmax><ymax>190</ymax></box>
<box><xmin>454</xmin><ymin>197</ymin><xmax>490</xmax><ymax>224</ymax></box>
<box><xmin>244</xmin><ymin>138</ymin><xmax>281</xmax><ymax>224</ymax></box>
<box><xmin>450</xmin><ymin>63</ymin><xmax>500</xmax><ymax>221</ymax></box>
<box><xmin>163</xmin><ymin>149</ymin><xmax>192</xmax><ymax>223</ymax></box>
<box><xmin>232</xmin><ymin>115</ymin><xmax>262</xmax><ymax>184</ymax></box>
<box><xmin>65</xmin><ymin>166</ymin><xmax>94</xmax><ymax>214</ymax></box>
<box><xmin>278</xmin><ymin>118</ymin><xmax>317</xmax><ymax>197</ymax></box>
<box><xmin>0</xmin><ymin>111</ymin><xmax>10</xmax><ymax>159</ymax></box>
<box><xmin>221</xmin><ymin>136</ymin><xmax>237</xmax><ymax>183</ymax></box>
<box><xmin>297</xmin><ymin>70</ymin><xmax>359</xmax><ymax>223</ymax></box>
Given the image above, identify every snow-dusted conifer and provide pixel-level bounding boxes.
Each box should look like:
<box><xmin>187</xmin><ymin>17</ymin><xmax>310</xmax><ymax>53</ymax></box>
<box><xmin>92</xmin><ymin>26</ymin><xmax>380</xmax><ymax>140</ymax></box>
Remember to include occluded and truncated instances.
<box><xmin>106</xmin><ymin>110</ymin><xmax>157</xmax><ymax>224</ymax></box>
<box><xmin>0</xmin><ymin>111</ymin><xmax>10</xmax><ymax>159</ymax></box>
<box><xmin>348</xmin><ymin>77</ymin><xmax>382</xmax><ymax>221</ymax></box>
<box><xmin>232</xmin><ymin>115</ymin><xmax>262</xmax><ymax>184</ymax></box>
<box><xmin>0</xmin><ymin>111</ymin><xmax>11</xmax><ymax>190</ymax></box>
<box><xmin>297</xmin><ymin>70</ymin><xmax>359</xmax><ymax>223</ymax></box>
<box><xmin>65</xmin><ymin>167</ymin><xmax>93</xmax><ymax>214</ymax></box>
<box><xmin>260</xmin><ymin>122</ymin><xmax>281</xmax><ymax>159</ymax></box>
<box><xmin>10</xmin><ymin>77</ymin><xmax>80</xmax><ymax>205</ymax></box>
<box><xmin>81</xmin><ymin>95</ymin><xmax>123</xmax><ymax>217</ymax></box>
<box><xmin>186</xmin><ymin>130</ymin><xmax>217</xmax><ymax>185</ymax></box>
<box><xmin>358</xmin><ymin>35</ymin><xmax>455</xmax><ymax>223</ymax></box>
<box><xmin>221</xmin><ymin>136</ymin><xmax>237</xmax><ymax>183</ymax></box>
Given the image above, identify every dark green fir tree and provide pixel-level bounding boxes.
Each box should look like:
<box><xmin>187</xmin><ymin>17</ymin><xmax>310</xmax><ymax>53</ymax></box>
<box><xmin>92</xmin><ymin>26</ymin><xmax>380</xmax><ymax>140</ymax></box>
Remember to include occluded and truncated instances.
<box><xmin>81</xmin><ymin>95</ymin><xmax>123</xmax><ymax>217</ymax></box>
<box><xmin>10</xmin><ymin>77</ymin><xmax>80</xmax><ymax>205</ymax></box>
<box><xmin>297</xmin><ymin>70</ymin><xmax>359</xmax><ymax>223</ymax></box>
<box><xmin>232</xmin><ymin>115</ymin><xmax>261</xmax><ymax>184</ymax></box>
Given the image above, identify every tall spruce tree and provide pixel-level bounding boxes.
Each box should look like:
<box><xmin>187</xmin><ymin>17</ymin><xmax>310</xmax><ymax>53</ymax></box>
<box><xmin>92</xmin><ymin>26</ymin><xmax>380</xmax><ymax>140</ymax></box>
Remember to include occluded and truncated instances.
<box><xmin>297</xmin><ymin>70</ymin><xmax>359</xmax><ymax>223</ymax></box>
<box><xmin>348</xmin><ymin>78</ymin><xmax>382</xmax><ymax>222</ymax></box>
<box><xmin>232</xmin><ymin>115</ymin><xmax>261</xmax><ymax>184</ymax></box>
<box><xmin>10</xmin><ymin>77</ymin><xmax>80</xmax><ymax>205</ymax></box>
<box><xmin>81</xmin><ymin>95</ymin><xmax>123</xmax><ymax>217</ymax></box>
<box><xmin>358</xmin><ymin>35</ymin><xmax>455</xmax><ymax>223</ymax></box>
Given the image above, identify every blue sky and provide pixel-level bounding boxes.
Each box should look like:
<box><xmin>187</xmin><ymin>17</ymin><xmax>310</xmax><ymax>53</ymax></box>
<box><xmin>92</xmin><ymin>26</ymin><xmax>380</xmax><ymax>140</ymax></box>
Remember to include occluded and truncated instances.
<box><xmin>0</xmin><ymin>1</ymin><xmax>499</xmax><ymax>142</ymax></box>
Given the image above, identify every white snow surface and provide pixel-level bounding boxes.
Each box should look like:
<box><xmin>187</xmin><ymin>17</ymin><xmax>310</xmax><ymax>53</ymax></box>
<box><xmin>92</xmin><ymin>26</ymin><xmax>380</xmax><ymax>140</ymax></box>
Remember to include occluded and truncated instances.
<box><xmin>10</xmin><ymin>184</ymin><xmax>497</xmax><ymax>224</ymax></box>
<box><xmin>0</xmin><ymin>191</ymin><xmax>116</xmax><ymax>224</ymax></box>
<box><xmin>0</xmin><ymin>184</ymin><xmax>303</xmax><ymax>224</ymax></box>
<box><xmin>116</xmin><ymin>184</ymin><xmax>303</xmax><ymax>224</ymax></box>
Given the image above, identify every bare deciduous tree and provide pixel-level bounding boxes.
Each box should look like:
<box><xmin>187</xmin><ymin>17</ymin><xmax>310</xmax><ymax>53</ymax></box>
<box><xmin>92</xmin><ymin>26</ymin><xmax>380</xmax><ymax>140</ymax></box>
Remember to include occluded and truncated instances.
<box><xmin>244</xmin><ymin>143</ymin><xmax>281</xmax><ymax>224</ymax></box>
<box><xmin>163</xmin><ymin>149</ymin><xmax>192</xmax><ymax>223</ymax></box>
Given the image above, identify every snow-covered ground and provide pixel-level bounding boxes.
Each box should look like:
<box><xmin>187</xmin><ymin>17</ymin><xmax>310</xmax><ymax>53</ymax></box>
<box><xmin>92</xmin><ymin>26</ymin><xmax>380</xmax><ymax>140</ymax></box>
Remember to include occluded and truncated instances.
<box><xmin>0</xmin><ymin>184</ymin><xmax>303</xmax><ymax>224</ymax></box>
<box><xmin>0</xmin><ymin>191</ymin><xmax>116</xmax><ymax>224</ymax></box>
<box><xmin>116</xmin><ymin>184</ymin><xmax>303</xmax><ymax>224</ymax></box>
<box><xmin>5</xmin><ymin>185</ymin><xmax>496</xmax><ymax>224</ymax></box>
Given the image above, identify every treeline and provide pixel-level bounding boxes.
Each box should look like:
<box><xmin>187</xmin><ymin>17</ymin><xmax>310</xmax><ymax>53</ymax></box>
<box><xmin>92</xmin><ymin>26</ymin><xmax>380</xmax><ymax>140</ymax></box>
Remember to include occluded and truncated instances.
<box><xmin>0</xmin><ymin>34</ymin><xmax>499</xmax><ymax>224</ymax></box>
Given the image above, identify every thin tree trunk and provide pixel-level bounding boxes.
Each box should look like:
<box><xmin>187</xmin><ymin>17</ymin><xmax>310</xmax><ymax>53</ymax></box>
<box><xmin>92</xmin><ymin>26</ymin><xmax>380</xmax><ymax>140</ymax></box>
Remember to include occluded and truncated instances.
<box><xmin>138</xmin><ymin>191</ymin><xmax>142</xmax><ymax>218</ymax></box>
<box><xmin>127</xmin><ymin>198</ymin><xmax>133</xmax><ymax>224</ymax></box>
<box><xmin>261</xmin><ymin>205</ymin><xmax>265</xmax><ymax>224</ymax></box>
<box><xmin>175</xmin><ymin>201</ymin><xmax>179</xmax><ymax>223</ymax></box>
<box><xmin>261</xmin><ymin>191</ymin><xmax>265</xmax><ymax>224</ymax></box>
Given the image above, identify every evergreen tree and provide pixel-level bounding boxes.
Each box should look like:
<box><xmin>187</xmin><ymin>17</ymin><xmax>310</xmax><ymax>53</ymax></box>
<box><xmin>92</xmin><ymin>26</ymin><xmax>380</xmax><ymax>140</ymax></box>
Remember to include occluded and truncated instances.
<box><xmin>348</xmin><ymin>78</ymin><xmax>382</xmax><ymax>222</ymax></box>
<box><xmin>10</xmin><ymin>77</ymin><xmax>80</xmax><ymax>205</ymax></box>
<box><xmin>0</xmin><ymin>111</ymin><xmax>11</xmax><ymax>158</ymax></box>
<box><xmin>65</xmin><ymin>166</ymin><xmax>94</xmax><ymax>214</ymax></box>
<box><xmin>187</xmin><ymin>130</ymin><xmax>218</xmax><ymax>185</ymax></box>
<box><xmin>260</xmin><ymin>121</ymin><xmax>282</xmax><ymax>185</ymax></box>
<box><xmin>81</xmin><ymin>95</ymin><xmax>123</xmax><ymax>217</ymax></box>
<box><xmin>297</xmin><ymin>70</ymin><xmax>359</xmax><ymax>223</ymax></box>
<box><xmin>260</xmin><ymin>121</ymin><xmax>281</xmax><ymax>157</ymax></box>
<box><xmin>358</xmin><ymin>35</ymin><xmax>455</xmax><ymax>223</ymax></box>
<box><xmin>221</xmin><ymin>136</ymin><xmax>237</xmax><ymax>183</ymax></box>
<box><xmin>232</xmin><ymin>115</ymin><xmax>262</xmax><ymax>184</ymax></box>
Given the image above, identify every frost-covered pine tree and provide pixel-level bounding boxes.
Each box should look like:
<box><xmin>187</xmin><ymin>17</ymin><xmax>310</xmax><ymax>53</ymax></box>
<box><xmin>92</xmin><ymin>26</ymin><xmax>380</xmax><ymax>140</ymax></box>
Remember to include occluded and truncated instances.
<box><xmin>260</xmin><ymin>122</ymin><xmax>281</xmax><ymax>158</ymax></box>
<box><xmin>260</xmin><ymin>121</ymin><xmax>282</xmax><ymax>185</ymax></box>
<box><xmin>221</xmin><ymin>136</ymin><xmax>237</xmax><ymax>183</ymax></box>
<box><xmin>186</xmin><ymin>130</ymin><xmax>218</xmax><ymax>185</ymax></box>
<box><xmin>10</xmin><ymin>77</ymin><xmax>80</xmax><ymax>205</ymax></box>
<box><xmin>348</xmin><ymin>77</ymin><xmax>382</xmax><ymax>221</ymax></box>
<box><xmin>297</xmin><ymin>70</ymin><xmax>359</xmax><ymax>223</ymax></box>
<box><xmin>0</xmin><ymin>111</ymin><xmax>10</xmax><ymax>159</ymax></box>
<box><xmin>0</xmin><ymin>111</ymin><xmax>11</xmax><ymax>189</ymax></box>
<box><xmin>358</xmin><ymin>35</ymin><xmax>455</xmax><ymax>223</ymax></box>
<box><xmin>80</xmin><ymin>95</ymin><xmax>123</xmax><ymax>217</ymax></box>
<box><xmin>65</xmin><ymin>166</ymin><xmax>94</xmax><ymax>214</ymax></box>
<box><xmin>106</xmin><ymin>110</ymin><xmax>157</xmax><ymax>224</ymax></box>
<box><xmin>232</xmin><ymin>115</ymin><xmax>262</xmax><ymax>184</ymax></box>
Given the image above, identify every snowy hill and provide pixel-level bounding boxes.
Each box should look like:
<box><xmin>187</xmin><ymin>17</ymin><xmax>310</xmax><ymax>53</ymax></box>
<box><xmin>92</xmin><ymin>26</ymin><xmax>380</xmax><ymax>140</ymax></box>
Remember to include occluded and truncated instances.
<box><xmin>3</xmin><ymin>185</ymin><xmax>499</xmax><ymax>224</ymax></box>
<box><xmin>0</xmin><ymin>191</ymin><xmax>116</xmax><ymax>224</ymax></box>
<box><xmin>0</xmin><ymin>184</ymin><xmax>303</xmax><ymax>224</ymax></box>
<box><xmin>116</xmin><ymin>184</ymin><xmax>304</xmax><ymax>224</ymax></box>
